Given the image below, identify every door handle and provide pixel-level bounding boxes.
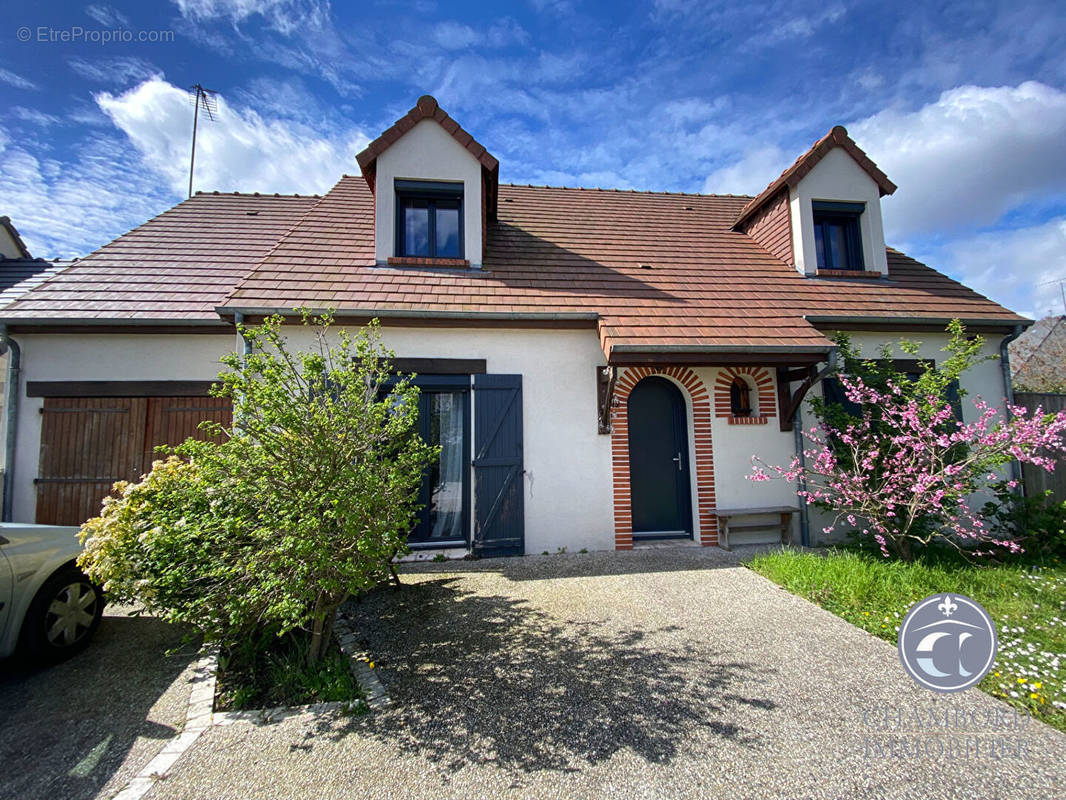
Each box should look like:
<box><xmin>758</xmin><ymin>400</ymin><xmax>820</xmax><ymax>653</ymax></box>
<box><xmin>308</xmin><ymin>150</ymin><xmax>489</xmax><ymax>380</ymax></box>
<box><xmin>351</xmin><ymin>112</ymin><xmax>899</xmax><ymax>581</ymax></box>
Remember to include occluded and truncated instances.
<box><xmin>672</xmin><ymin>452</ymin><xmax>682</xmax><ymax>471</ymax></box>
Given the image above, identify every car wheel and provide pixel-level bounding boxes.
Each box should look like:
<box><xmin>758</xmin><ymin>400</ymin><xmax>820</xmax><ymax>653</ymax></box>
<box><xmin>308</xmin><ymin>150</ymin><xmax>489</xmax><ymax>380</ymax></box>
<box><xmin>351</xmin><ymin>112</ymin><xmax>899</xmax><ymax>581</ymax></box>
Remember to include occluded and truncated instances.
<box><xmin>20</xmin><ymin>564</ymin><xmax>104</xmax><ymax>662</ymax></box>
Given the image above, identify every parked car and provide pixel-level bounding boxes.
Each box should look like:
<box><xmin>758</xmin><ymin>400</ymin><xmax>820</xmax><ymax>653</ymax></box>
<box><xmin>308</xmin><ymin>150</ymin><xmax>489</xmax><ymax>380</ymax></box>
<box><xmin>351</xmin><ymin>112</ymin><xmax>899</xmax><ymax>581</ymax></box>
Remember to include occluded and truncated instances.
<box><xmin>0</xmin><ymin>522</ymin><xmax>103</xmax><ymax>661</ymax></box>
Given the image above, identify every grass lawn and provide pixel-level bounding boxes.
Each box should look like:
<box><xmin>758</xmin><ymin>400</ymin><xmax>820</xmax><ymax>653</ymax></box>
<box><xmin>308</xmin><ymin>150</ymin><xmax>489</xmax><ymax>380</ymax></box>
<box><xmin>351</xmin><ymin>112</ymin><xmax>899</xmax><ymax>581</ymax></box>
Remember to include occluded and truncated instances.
<box><xmin>214</xmin><ymin>630</ymin><xmax>367</xmax><ymax>711</ymax></box>
<box><xmin>747</xmin><ymin>547</ymin><xmax>1066</xmax><ymax>732</ymax></box>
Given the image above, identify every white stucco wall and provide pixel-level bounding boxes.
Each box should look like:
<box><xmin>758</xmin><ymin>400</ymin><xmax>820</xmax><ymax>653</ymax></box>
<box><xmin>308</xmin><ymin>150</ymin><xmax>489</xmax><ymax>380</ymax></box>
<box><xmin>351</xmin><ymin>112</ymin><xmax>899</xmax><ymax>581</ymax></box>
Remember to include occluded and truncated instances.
<box><xmin>338</xmin><ymin>326</ymin><xmax>612</xmax><ymax>555</ymax></box>
<box><xmin>695</xmin><ymin>368</ymin><xmax>801</xmax><ymax>543</ymax></box>
<box><xmin>7</xmin><ymin>325</ymin><xmax>1011</xmax><ymax>554</ymax></box>
<box><xmin>0</xmin><ymin>227</ymin><xmax>23</xmax><ymax>259</ymax></box>
<box><xmin>8</xmin><ymin>327</ymin><xmax>613</xmax><ymax>555</ymax></box>
<box><xmin>804</xmin><ymin>331</ymin><xmax>1010</xmax><ymax>543</ymax></box>
<box><xmin>374</xmin><ymin>120</ymin><xmax>484</xmax><ymax>267</ymax></box>
<box><xmin>789</xmin><ymin>147</ymin><xmax>889</xmax><ymax>276</ymax></box>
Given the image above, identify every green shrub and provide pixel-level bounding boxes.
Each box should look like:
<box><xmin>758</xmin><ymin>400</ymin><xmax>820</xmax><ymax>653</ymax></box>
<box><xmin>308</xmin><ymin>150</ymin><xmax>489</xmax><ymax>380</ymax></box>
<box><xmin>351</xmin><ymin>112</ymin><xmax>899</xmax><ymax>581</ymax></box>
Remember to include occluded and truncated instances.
<box><xmin>982</xmin><ymin>482</ymin><xmax>1066</xmax><ymax>557</ymax></box>
<box><xmin>79</xmin><ymin>314</ymin><xmax>436</xmax><ymax>663</ymax></box>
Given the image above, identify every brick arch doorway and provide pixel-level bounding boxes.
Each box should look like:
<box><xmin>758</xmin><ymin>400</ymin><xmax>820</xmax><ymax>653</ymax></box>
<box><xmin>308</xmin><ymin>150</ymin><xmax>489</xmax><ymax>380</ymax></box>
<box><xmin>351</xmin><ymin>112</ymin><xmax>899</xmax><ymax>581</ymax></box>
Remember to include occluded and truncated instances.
<box><xmin>626</xmin><ymin>376</ymin><xmax>693</xmax><ymax>539</ymax></box>
<box><xmin>611</xmin><ymin>366</ymin><xmax>718</xmax><ymax>550</ymax></box>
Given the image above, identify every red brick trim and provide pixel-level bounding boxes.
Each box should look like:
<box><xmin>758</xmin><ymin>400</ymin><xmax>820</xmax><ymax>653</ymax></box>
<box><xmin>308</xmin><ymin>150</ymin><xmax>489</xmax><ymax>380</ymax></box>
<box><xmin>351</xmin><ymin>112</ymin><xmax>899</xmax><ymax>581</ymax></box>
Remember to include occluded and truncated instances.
<box><xmin>714</xmin><ymin>367</ymin><xmax>776</xmax><ymax>419</ymax></box>
<box><xmin>387</xmin><ymin>256</ymin><xmax>471</xmax><ymax>268</ymax></box>
<box><xmin>610</xmin><ymin>367</ymin><xmax>717</xmax><ymax>549</ymax></box>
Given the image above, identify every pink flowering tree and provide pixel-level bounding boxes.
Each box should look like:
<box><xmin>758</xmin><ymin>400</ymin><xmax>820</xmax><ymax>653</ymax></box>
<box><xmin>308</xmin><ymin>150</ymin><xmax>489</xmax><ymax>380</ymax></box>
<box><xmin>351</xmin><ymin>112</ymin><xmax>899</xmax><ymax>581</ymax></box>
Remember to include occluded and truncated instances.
<box><xmin>750</xmin><ymin>322</ymin><xmax>1066</xmax><ymax>560</ymax></box>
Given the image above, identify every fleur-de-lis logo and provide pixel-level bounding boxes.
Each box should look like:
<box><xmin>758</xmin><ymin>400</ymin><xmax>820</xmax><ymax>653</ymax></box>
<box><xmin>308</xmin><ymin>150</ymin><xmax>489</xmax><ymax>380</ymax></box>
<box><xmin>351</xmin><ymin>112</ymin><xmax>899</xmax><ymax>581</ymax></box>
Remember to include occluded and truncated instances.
<box><xmin>937</xmin><ymin>595</ymin><xmax>958</xmax><ymax>617</ymax></box>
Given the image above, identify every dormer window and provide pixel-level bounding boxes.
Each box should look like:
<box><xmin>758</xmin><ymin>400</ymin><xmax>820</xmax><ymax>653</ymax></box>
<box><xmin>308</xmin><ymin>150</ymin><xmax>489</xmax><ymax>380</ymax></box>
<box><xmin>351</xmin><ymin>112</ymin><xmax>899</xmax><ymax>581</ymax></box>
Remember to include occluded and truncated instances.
<box><xmin>812</xmin><ymin>201</ymin><xmax>864</xmax><ymax>271</ymax></box>
<box><xmin>396</xmin><ymin>180</ymin><xmax>463</xmax><ymax>259</ymax></box>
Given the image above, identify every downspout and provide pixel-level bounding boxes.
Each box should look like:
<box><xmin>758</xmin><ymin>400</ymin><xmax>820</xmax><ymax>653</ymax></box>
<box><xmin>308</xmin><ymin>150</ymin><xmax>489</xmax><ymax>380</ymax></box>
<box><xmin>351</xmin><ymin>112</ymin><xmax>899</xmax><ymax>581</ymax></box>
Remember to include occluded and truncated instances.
<box><xmin>232</xmin><ymin>312</ymin><xmax>250</xmax><ymax>431</ymax></box>
<box><xmin>1000</xmin><ymin>324</ymin><xmax>1025</xmax><ymax>490</ymax></box>
<box><xmin>0</xmin><ymin>326</ymin><xmax>21</xmax><ymax>522</ymax></box>
<box><xmin>794</xmin><ymin>405</ymin><xmax>809</xmax><ymax>547</ymax></box>
<box><xmin>233</xmin><ymin>311</ymin><xmax>251</xmax><ymax>359</ymax></box>
<box><xmin>793</xmin><ymin>348</ymin><xmax>840</xmax><ymax>547</ymax></box>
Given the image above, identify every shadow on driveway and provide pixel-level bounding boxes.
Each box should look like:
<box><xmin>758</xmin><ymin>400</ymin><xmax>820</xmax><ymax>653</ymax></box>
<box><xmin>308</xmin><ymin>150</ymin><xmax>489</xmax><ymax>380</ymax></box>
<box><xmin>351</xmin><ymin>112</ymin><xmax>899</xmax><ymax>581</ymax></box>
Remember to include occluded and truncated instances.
<box><xmin>334</xmin><ymin>576</ymin><xmax>776</xmax><ymax>774</ymax></box>
<box><xmin>0</xmin><ymin>610</ymin><xmax>198</xmax><ymax>800</ymax></box>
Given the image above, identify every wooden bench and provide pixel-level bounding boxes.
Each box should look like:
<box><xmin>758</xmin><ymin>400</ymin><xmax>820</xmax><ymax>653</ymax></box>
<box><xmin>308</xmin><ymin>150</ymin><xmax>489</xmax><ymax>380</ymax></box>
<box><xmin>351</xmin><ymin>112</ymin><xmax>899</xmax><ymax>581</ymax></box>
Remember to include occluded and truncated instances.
<box><xmin>713</xmin><ymin>506</ymin><xmax>797</xmax><ymax>550</ymax></box>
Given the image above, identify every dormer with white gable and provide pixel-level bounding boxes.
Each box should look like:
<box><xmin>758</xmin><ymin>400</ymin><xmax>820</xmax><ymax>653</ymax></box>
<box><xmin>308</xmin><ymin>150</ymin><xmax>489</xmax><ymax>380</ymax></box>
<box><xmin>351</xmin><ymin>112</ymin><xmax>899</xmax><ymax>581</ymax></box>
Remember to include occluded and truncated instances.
<box><xmin>734</xmin><ymin>125</ymin><xmax>897</xmax><ymax>279</ymax></box>
<box><xmin>355</xmin><ymin>95</ymin><xmax>499</xmax><ymax>270</ymax></box>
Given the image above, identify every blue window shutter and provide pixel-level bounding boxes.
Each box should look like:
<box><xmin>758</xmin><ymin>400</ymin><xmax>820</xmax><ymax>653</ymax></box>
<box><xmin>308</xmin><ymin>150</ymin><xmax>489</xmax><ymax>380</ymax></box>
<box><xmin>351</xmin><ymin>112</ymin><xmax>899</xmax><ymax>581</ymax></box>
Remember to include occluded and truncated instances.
<box><xmin>473</xmin><ymin>374</ymin><xmax>524</xmax><ymax>556</ymax></box>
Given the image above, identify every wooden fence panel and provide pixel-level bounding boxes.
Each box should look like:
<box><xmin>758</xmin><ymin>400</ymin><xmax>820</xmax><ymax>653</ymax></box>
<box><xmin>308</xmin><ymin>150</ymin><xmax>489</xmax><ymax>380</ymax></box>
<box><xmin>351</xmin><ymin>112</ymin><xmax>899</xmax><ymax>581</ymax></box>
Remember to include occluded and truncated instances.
<box><xmin>1014</xmin><ymin>392</ymin><xmax>1066</xmax><ymax>502</ymax></box>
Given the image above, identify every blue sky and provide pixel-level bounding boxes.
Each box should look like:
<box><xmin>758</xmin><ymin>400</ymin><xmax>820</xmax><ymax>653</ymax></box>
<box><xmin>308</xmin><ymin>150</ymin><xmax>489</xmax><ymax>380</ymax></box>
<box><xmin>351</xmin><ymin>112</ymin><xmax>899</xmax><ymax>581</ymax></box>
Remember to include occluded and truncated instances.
<box><xmin>1</xmin><ymin>0</ymin><xmax>1065</xmax><ymax>318</ymax></box>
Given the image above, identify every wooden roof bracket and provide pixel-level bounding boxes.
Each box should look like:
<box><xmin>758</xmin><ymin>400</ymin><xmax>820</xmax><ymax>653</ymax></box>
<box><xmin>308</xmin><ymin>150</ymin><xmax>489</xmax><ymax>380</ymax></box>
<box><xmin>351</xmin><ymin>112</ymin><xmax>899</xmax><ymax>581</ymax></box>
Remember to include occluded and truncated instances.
<box><xmin>776</xmin><ymin>347</ymin><xmax>838</xmax><ymax>432</ymax></box>
<box><xmin>597</xmin><ymin>365</ymin><xmax>617</xmax><ymax>435</ymax></box>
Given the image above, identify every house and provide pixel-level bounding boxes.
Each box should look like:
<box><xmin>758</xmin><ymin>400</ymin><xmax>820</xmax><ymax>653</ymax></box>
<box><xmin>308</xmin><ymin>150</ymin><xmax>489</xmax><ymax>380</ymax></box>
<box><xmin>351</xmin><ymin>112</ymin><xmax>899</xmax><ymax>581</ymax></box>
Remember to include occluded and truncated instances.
<box><xmin>1010</xmin><ymin>315</ymin><xmax>1066</xmax><ymax>393</ymax></box>
<box><xmin>0</xmin><ymin>216</ymin><xmax>69</xmax><ymax>515</ymax></box>
<box><xmin>0</xmin><ymin>96</ymin><xmax>1029</xmax><ymax>555</ymax></box>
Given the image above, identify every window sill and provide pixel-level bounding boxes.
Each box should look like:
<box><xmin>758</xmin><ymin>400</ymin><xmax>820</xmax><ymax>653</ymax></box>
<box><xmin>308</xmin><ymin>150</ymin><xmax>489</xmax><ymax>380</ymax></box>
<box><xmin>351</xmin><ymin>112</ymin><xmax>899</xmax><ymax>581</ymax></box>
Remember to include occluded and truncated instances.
<box><xmin>814</xmin><ymin>269</ymin><xmax>883</xmax><ymax>279</ymax></box>
<box><xmin>388</xmin><ymin>256</ymin><xmax>470</xmax><ymax>268</ymax></box>
<box><xmin>728</xmin><ymin>415</ymin><xmax>769</xmax><ymax>425</ymax></box>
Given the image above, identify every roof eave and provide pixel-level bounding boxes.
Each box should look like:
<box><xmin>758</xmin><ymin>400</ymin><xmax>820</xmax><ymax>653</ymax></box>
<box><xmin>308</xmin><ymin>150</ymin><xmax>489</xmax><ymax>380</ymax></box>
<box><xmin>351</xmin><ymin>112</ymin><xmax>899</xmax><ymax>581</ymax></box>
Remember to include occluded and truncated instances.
<box><xmin>804</xmin><ymin>314</ymin><xmax>1032</xmax><ymax>332</ymax></box>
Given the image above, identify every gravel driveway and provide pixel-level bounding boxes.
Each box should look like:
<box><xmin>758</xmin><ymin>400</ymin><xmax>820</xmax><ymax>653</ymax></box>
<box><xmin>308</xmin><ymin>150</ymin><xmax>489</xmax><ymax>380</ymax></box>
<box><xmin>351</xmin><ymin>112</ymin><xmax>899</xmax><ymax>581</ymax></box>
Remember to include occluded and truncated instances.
<box><xmin>0</xmin><ymin>606</ymin><xmax>199</xmax><ymax>800</ymax></box>
<box><xmin>151</xmin><ymin>547</ymin><xmax>1066</xmax><ymax>800</ymax></box>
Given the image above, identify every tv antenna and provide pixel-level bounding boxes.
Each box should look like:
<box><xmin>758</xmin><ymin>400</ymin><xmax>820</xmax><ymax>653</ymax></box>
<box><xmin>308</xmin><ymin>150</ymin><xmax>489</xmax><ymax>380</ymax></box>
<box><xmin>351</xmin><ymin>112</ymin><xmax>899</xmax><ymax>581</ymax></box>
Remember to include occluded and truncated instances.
<box><xmin>188</xmin><ymin>83</ymin><xmax>218</xmax><ymax>198</ymax></box>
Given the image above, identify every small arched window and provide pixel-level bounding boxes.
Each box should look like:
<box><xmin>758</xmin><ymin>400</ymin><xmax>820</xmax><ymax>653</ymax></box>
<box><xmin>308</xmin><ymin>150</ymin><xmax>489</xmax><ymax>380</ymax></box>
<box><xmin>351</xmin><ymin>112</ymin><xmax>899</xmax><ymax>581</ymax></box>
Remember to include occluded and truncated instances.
<box><xmin>730</xmin><ymin>377</ymin><xmax>753</xmax><ymax>417</ymax></box>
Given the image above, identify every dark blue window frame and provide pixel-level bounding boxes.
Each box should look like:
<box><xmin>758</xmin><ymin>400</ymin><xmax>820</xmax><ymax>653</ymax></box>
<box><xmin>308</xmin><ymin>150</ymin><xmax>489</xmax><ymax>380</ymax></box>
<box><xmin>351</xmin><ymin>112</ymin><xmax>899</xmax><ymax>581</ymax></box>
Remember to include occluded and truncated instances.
<box><xmin>813</xmin><ymin>200</ymin><xmax>865</xmax><ymax>271</ymax></box>
<box><xmin>395</xmin><ymin>179</ymin><xmax>464</xmax><ymax>259</ymax></box>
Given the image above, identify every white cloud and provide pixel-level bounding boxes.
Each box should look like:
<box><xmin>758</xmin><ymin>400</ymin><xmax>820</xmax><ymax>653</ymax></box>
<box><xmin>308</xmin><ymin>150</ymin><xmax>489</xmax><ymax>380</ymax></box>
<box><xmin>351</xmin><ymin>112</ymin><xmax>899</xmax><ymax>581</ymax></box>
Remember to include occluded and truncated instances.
<box><xmin>1</xmin><ymin>77</ymin><xmax>371</xmax><ymax>258</ymax></box>
<box><xmin>95</xmin><ymin>78</ymin><xmax>370</xmax><ymax>197</ymax></box>
<box><xmin>849</xmin><ymin>82</ymin><xmax>1066</xmax><ymax>239</ymax></box>
<box><xmin>68</xmin><ymin>56</ymin><xmax>162</xmax><ymax>86</ymax></box>
<box><xmin>0</xmin><ymin>68</ymin><xmax>38</xmax><ymax>91</ymax></box>
<box><xmin>11</xmin><ymin>107</ymin><xmax>62</xmax><ymax>127</ymax></box>
<box><xmin>911</xmin><ymin>218</ymin><xmax>1066</xmax><ymax>320</ymax></box>
<box><xmin>0</xmin><ymin>124</ymin><xmax>172</xmax><ymax>259</ymax></box>
<box><xmin>172</xmin><ymin>0</ymin><xmax>330</xmax><ymax>35</ymax></box>
<box><xmin>702</xmin><ymin>145</ymin><xmax>789</xmax><ymax>195</ymax></box>
<box><xmin>432</xmin><ymin>21</ymin><xmax>479</xmax><ymax>50</ymax></box>
<box><xmin>485</xmin><ymin>18</ymin><xmax>529</xmax><ymax>48</ymax></box>
<box><xmin>85</xmin><ymin>3</ymin><xmax>131</xmax><ymax>27</ymax></box>
<box><xmin>755</xmin><ymin>4</ymin><xmax>846</xmax><ymax>47</ymax></box>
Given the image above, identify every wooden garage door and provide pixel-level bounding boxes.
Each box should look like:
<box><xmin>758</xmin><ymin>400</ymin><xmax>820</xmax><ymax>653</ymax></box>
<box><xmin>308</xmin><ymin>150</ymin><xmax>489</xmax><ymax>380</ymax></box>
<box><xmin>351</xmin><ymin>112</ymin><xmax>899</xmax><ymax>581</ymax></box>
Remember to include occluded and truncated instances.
<box><xmin>36</xmin><ymin>396</ymin><xmax>232</xmax><ymax>525</ymax></box>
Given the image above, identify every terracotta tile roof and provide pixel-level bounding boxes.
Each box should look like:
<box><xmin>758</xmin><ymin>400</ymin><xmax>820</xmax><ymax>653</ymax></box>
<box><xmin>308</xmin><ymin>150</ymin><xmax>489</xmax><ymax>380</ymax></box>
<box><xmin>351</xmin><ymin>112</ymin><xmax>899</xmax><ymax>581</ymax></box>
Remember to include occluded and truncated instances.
<box><xmin>0</xmin><ymin>193</ymin><xmax>319</xmax><ymax>321</ymax></box>
<box><xmin>217</xmin><ymin>177</ymin><xmax>1025</xmax><ymax>360</ymax></box>
<box><xmin>734</xmin><ymin>126</ymin><xmax>898</xmax><ymax>228</ymax></box>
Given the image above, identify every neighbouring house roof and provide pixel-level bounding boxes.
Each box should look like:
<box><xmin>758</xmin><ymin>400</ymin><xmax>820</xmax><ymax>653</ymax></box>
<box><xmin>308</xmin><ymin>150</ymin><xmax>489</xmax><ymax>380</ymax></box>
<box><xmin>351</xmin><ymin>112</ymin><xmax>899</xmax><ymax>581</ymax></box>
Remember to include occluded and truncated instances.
<box><xmin>734</xmin><ymin>126</ymin><xmax>898</xmax><ymax>229</ymax></box>
<box><xmin>1</xmin><ymin>166</ymin><xmax>1026</xmax><ymax>361</ymax></box>
<box><xmin>1010</xmin><ymin>315</ymin><xmax>1066</xmax><ymax>391</ymax></box>
<box><xmin>0</xmin><ymin>193</ymin><xmax>319</xmax><ymax>322</ymax></box>
<box><xmin>0</xmin><ymin>216</ymin><xmax>32</xmax><ymax>260</ymax></box>
<box><xmin>0</xmin><ymin>259</ymin><xmax>75</xmax><ymax>307</ymax></box>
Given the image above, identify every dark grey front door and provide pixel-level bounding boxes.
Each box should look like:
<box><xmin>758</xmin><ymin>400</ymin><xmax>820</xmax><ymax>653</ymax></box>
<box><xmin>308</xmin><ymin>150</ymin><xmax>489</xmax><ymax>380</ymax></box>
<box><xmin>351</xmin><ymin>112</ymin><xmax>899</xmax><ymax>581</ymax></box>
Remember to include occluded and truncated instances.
<box><xmin>627</xmin><ymin>377</ymin><xmax>692</xmax><ymax>538</ymax></box>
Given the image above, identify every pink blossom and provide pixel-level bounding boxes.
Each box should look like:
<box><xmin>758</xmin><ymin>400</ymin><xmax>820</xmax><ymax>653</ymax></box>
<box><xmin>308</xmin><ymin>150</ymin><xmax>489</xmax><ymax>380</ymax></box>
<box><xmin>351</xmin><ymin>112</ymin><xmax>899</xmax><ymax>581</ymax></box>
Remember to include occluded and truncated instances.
<box><xmin>748</xmin><ymin>371</ymin><xmax>1066</xmax><ymax>558</ymax></box>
